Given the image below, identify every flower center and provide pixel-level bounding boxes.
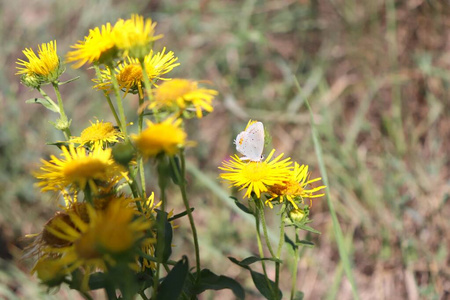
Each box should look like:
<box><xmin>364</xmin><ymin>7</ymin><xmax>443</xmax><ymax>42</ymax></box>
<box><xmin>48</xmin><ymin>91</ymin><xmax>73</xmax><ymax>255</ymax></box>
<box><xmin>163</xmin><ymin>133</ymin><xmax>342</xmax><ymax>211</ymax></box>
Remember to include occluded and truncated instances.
<box><xmin>117</xmin><ymin>64</ymin><xmax>143</xmax><ymax>86</ymax></box>
<box><xmin>63</xmin><ymin>158</ymin><xmax>108</xmax><ymax>180</ymax></box>
<box><xmin>155</xmin><ymin>79</ymin><xmax>194</xmax><ymax>103</ymax></box>
<box><xmin>241</xmin><ymin>162</ymin><xmax>268</xmax><ymax>182</ymax></box>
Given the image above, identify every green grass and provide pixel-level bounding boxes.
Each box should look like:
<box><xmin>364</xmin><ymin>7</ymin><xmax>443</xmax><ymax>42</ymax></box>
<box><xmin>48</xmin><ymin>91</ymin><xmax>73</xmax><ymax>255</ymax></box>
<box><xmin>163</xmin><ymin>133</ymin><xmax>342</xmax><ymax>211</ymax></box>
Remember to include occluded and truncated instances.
<box><xmin>1</xmin><ymin>0</ymin><xmax>449</xmax><ymax>299</ymax></box>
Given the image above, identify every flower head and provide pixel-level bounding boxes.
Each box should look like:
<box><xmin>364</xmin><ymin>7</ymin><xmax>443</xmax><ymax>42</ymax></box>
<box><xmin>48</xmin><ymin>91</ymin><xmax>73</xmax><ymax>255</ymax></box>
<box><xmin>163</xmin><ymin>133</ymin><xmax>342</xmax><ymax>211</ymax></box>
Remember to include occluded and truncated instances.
<box><xmin>112</xmin><ymin>14</ymin><xmax>163</xmax><ymax>59</ymax></box>
<box><xmin>266</xmin><ymin>162</ymin><xmax>326</xmax><ymax>208</ymax></box>
<box><xmin>31</xmin><ymin>198</ymin><xmax>152</xmax><ymax>289</ymax></box>
<box><xmin>34</xmin><ymin>145</ymin><xmax>126</xmax><ymax>193</ymax></box>
<box><xmin>66</xmin><ymin>23</ymin><xmax>117</xmax><ymax>68</ymax></box>
<box><xmin>69</xmin><ymin>120</ymin><xmax>124</xmax><ymax>149</ymax></box>
<box><xmin>219</xmin><ymin>149</ymin><xmax>292</xmax><ymax>199</ymax></box>
<box><xmin>149</xmin><ymin>79</ymin><xmax>218</xmax><ymax>118</ymax></box>
<box><xmin>132</xmin><ymin>118</ymin><xmax>187</xmax><ymax>157</ymax></box>
<box><xmin>16</xmin><ymin>41</ymin><xmax>63</xmax><ymax>87</ymax></box>
<box><xmin>93</xmin><ymin>48</ymin><xmax>179</xmax><ymax>97</ymax></box>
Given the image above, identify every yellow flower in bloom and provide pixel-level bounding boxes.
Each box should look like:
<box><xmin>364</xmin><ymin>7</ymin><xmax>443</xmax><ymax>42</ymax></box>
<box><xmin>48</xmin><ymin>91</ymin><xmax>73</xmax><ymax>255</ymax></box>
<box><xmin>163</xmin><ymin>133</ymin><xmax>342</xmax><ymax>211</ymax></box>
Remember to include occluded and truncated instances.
<box><xmin>266</xmin><ymin>162</ymin><xmax>326</xmax><ymax>209</ymax></box>
<box><xmin>112</xmin><ymin>14</ymin><xmax>163</xmax><ymax>59</ymax></box>
<box><xmin>93</xmin><ymin>48</ymin><xmax>179</xmax><ymax>97</ymax></box>
<box><xmin>66</xmin><ymin>23</ymin><xmax>116</xmax><ymax>69</ymax></box>
<box><xmin>149</xmin><ymin>79</ymin><xmax>218</xmax><ymax>118</ymax></box>
<box><xmin>33</xmin><ymin>199</ymin><xmax>152</xmax><ymax>290</ymax></box>
<box><xmin>69</xmin><ymin>120</ymin><xmax>124</xmax><ymax>149</ymax></box>
<box><xmin>34</xmin><ymin>145</ymin><xmax>126</xmax><ymax>193</ymax></box>
<box><xmin>219</xmin><ymin>149</ymin><xmax>292</xmax><ymax>199</ymax></box>
<box><xmin>16</xmin><ymin>41</ymin><xmax>63</xmax><ymax>86</ymax></box>
<box><xmin>132</xmin><ymin>118</ymin><xmax>187</xmax><ymax>157</ymax></box>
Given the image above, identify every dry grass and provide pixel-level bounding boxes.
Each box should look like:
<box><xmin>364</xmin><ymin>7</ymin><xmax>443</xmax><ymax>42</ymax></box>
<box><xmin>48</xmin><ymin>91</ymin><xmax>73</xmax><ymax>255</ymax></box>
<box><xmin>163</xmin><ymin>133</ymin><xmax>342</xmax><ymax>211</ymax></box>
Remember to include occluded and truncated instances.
<box><xmin>0</xmin><ymin>0</ymin><xmax>449</xmax><ymax>299</ymax></box>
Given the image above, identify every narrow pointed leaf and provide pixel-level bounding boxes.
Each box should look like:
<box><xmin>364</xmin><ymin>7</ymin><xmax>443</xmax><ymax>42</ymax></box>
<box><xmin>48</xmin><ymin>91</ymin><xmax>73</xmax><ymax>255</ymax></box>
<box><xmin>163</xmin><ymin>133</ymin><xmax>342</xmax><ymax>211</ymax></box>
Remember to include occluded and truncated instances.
<box><xmin>25</xmin><ymin>98</ymin><xmax>59</xmax><ymax>113</ymax></box>
<box><xmin>157</xmin><ymin>256</ymin><xmax>189</xmax><ymax>300</ymax></box>
<box><xmin>194</xmin><ymin>269</ymin><xmax>245</xmax><ymax>299</ymax></box>
<box><xmin>250</xmin><ymin>270</ymin><xmax>282</xmax><ymax>300</ymax></box>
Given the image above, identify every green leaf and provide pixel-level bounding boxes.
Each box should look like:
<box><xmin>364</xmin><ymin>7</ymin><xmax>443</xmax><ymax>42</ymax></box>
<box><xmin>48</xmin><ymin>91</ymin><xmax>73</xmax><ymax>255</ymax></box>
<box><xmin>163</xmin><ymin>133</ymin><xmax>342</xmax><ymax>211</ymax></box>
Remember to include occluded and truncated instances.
<box><xmin>250</xmin><ymin>270</ymin><xmax>282</xmax><ymax>300</ymax></box>
<box><xmin>228</xmin><ymin>256</ymin><xmax>249</xmax><ymax>270</ymax></box>
<box><xmin>155</xmin><ymin>210</ymin><xmax>173</xmax><ymax>263</ymax></box>
<box><xmin>58</xmin><ymin>76</ymin><xmax>79</xmax><ymax>85</ymax></box>
<box><xmin>297</xmin><ymin>224</ymin><xmax>321</xmax><ymax>234</ymax></box>
<box><xmin>284</xmin><ymin>234</ymin><xmax>297</xmax><ymax>251</ymax></box>
<box><xmin>233</xmin><ymin>198</ymin><xmax>252</xmax><ymax>215</ymax></box>
<box><xmin>136</xmin><ymin>269</ymin><xmax>153</xmax><ymax>291</ymax></box>
<box><xmin>293</xmin><ymin>291</ymin><xmax>305</xmax><ymax>300</ymax></box>
<box><xmin>88</xmin><ymin>272</ymin><xmax>106</xmax><ymax>290</ymax></box>
<box><xmin>228</xmin><ymin>257</ymin><xmax>282</xmax><ymax>299</ymax></box>
<box><xmin>240</xmin><ymin>256</ymin><xmax>282</xmax><ymax>266</ymax></box>
<box><xmin>167</xmin><ymin>208</ymin><xmax>194</xmax><ymax>222</ymax></box>
<box><xmin>157</xmin><ymin>256</ymin><xmax>189</xmax><ymax>300</ymax></box>
<box><xmin>194</xmin><ymin>269</ymin><xmax>245</xmax><ymax>299</ymax></box>
<box><xmin>45</xmin><ymin>141</ymin><xmax>69</xmax><ymax>149</ymax></box>
<box><xmin>25</xmin><ymin>98</ymin><xmax>59</xmax><ymax>113</ymax></box>
<box><xmin>168</xmin><ymin>156</ymin><xmax>182</xmax><ymax>185</ymax></box>
<box><xmin>296</xmin><ymin>240</ymin><xmax>315</xmax><ymax>247</ymax></box>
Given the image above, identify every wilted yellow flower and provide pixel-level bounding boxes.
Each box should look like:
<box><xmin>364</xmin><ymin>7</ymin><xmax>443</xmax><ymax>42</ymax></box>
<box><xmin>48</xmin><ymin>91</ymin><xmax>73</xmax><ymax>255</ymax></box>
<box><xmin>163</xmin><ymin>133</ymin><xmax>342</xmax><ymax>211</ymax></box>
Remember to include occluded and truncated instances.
<box><xmin>69</xmin><ymin>120</ymin><xmax>124</xmax><ymax>149</ymax></box>
<box><xmin>16</xmin><ymin>41</ymin><xmax>63</xmax><ymax>86</ymax></box>
<box><xmin>34</xmin><ymin>145</ymin><xmax>126</xmax><ymax>193</ymax></box>
<box><xmin>266</xmin><ymin>162</ymin><xmax>326</xmax><ymax>208</ymax></box>
<box><xmin>219</xmin><ymin>149</ymin><xmax>292</xmax><ymax>199</ymax></box>
<box><xmin>66</xmin><ymin>23</ymin><xmax>116</xmax><ymax>68</ymax></box>
<box><xmin>32</xmin><ymin>198</ymin><xmax>152</xmax><ymax>290</ymax></box>
<box><xmin>149</xmin><ymin>79</ymin><xmax>218</xmax><ymax>118</ymax></box>
<box><xmin>132</xmin><ymin>118</ymin><xmax>187</xmax><ymax>157</ymax></box>
<box><xmin>112</xmin><ymin>14</ymin><xmax>163</xmax><ymax>59</ymax></box>
<box><xmin>93</xmin><ymin>48</ymin><xmax>179</xmax><ymax>97</ymax></box>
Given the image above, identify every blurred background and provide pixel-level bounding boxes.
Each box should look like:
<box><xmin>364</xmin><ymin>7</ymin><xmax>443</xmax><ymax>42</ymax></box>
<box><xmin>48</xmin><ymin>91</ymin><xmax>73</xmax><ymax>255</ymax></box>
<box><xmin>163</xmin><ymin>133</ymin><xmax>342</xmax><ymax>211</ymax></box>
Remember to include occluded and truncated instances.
<box><xmin>0</xmin><ymin>0</ymin><xmax>449</xmax><ymax>299</ymax></box>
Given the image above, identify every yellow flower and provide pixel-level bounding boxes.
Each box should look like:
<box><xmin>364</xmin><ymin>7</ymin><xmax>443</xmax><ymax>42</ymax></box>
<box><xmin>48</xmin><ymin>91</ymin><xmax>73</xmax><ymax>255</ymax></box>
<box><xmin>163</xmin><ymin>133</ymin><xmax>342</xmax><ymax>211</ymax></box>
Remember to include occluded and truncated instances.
<box><xmin>66</xmin><ymin>23</ymin><xmax>116</xmax><ymax>69</ymax></box>
<box><xmin>266</xmin><ymin>162</ymin><xmax>326</xmax><ymax>209</ymax></box>
<box><xmin>219</xmin><ymin>149</ymin><xmax>292</xmax><ymax>199</ymax></box>
<box><xmin>132</xmin><ymin>118</ymin><xmax>187</xmax><ymax>157</ymax></box>
<box><xmin>69</xmin><ymin>120</ymin><xmax>124</xmax><ymax>149</ymax></box>
<box><xmin>34</xmin><ymin>145</ymin><xmax>126</xmax><ymax>193</ymax></box>
<box><xmin>112</xmin><ymin>14</ymin><xmax>163</xmax><ymax>59</ymax></box>
<box><xmin>149</xmin><ymin>79</ymin><xmax>218</xmax><ymax>118</ymax></box>
<box><xmin>33</xmin><ymin>198</ymin><xmax>152</xmax><ymax>290</ymax></box>
<box><xmin>93</xmin><ymin>48</ymin><xmax>179</xmax><ymax>97</ymax></box>
<box><xmin>16</xmin><ymin>41</ymin><xmax>63</xmax><ymax>86</ymax></box>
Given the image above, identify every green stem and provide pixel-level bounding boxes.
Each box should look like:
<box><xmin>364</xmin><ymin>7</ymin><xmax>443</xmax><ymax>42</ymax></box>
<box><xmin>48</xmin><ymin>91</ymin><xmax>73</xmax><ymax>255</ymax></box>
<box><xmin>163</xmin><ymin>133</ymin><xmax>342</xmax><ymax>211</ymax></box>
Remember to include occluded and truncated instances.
<box><xmin>45</xmin><ymin>84</ymin><xmax>72</xmax><ymax>140</ymax></box>
<box><xmin>253</xmin><ymin>202</ymin><xmax>276</xmax><ymax>298</ymax></box>
<box><xmin>153</xmin><ymin>160</ymin><xmax>167</xmax><ymax>300</ymax></box>
<box><xmin>84</xmin><ymin>185</ymin><xmax>93</xmax><ymax>206</ymax></box>
<box><xmin>138</xmin><ymin>93</ymin><xmax>146</xmax><ymax>197</ymax></box>
<box><xmin>126</xmin><ymin>166</ymin><xmax>143</xmax><ymax>213</ymax></box>
<box><xmin>258</xmin><ymin>202</ymin><xmax>275</xmax><ymax>257</ymax></box>
<box><xmin>170</xmin><ymin>153</ymin><xmax>201</xmax><ymax>280</ymax></box>
<box><xmin>138</xmin><ymin>251</ymin><xmax>177</xmax><ymax>266</ymax></box>
<box><xmin>139</xmin><ymin>59</ymin><xmax>159</xmax><ymax>122</ymax></box>
<box><xmin>290</xmin><ymin>229</ymin><xmax>301</xmax><ymax>300</ymax></box>
<box><xmin>79</xmin><ymin>291</ymin><xmax>94</xmax><ymax>300</ymax></box>
<box><xmin>36</xmin><ymin>87</ymin><xmax>59</xmax><ymax>112</ymax></box>
<box><xmin>107</xmin><ymin>63</ymin><xmax>128</xmax><ymax>138</ymax></box>
<box><xmin>93</xmin><ymin>65</ymin><xmax>121</xmax><ymax>127</ymax></box>
<box><xmin>139</xmin><ymin>291</ymin><xmax>150</xmax><ymax>300</ymax></box>
<box><xmin>275</xmin><ymin>209</ymin><xmax>286</xmax><ymax>290</ymax></box>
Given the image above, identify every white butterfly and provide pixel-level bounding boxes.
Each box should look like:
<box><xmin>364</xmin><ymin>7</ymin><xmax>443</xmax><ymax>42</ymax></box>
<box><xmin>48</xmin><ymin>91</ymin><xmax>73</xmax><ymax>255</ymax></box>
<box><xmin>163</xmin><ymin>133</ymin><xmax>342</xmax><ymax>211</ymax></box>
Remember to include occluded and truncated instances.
<box><xmin>234</xmin><ymin>121</ymin><xmax>265</xmax><ymax>162</ymax></box>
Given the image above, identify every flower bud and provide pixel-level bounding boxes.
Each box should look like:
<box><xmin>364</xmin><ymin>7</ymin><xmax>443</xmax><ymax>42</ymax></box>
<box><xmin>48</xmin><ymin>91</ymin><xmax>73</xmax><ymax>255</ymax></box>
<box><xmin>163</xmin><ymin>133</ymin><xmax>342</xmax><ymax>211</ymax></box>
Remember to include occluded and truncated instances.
<box><xmin>289</xmin><ymin>208</ymin><xmax>307</xmax><ymax>223</ymax></box>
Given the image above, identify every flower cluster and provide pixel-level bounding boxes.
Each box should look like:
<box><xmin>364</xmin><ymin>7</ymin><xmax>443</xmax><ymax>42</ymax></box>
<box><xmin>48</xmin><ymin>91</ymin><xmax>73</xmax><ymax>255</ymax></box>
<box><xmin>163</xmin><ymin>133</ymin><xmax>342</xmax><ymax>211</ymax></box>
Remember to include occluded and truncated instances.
<box><xmin>18</xmin><ymin>14</ymin><xmax>218</xmax><ymax>297</ymax></box>
<box><xmin>219</xmin><ymin>120</ymin><xmax>325</xmax><ymax>210</ymax></box>
<box><xmin>17</xmin><ymin>13</ymin><xmax>324</xmax><ymax>300</ymax></box>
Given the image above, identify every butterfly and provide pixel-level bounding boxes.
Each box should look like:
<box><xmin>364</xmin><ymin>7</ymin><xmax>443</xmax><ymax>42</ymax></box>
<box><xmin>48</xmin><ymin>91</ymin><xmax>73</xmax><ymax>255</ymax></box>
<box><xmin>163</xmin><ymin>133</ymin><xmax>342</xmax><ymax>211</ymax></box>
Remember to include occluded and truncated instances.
<box><xmin>234</xmin><ymin>121</ymin><xmax>264</xmax><ymax>162</ymax></box>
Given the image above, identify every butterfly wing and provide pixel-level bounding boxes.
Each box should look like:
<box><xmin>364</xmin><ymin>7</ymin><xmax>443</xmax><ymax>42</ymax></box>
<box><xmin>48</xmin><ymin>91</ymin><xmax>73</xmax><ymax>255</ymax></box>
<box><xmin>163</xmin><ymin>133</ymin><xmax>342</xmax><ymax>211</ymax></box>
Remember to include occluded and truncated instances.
<box><xmin>235</xmin><ymin>122</ymin><xmax>264</xmax><ymax>161</ymax></box>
